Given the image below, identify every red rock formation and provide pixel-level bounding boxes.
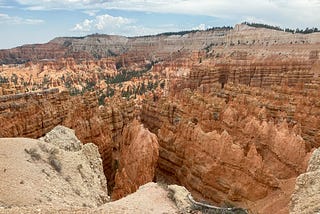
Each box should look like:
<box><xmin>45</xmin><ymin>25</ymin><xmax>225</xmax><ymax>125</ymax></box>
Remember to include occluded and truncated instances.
<box><xmin>0</xmin><ymin>57</ymin><xmax>118</xmax><ymax>93</ymax></box>
<box><xmin>0</xmin><ymin>88</ymin><xmax>135</xmax><ymax>193</ymax></box>
<box><xmin>167</xmin><ymin>59</ymin><xmax>318</xmax><ymax>95</ymax></box>
<box><xmin>2</xmin><ymin>23</ymin><xmax>319</xmax><ymax>66</ymax></box>
<box><xmin>112</xmin><ymin>120</ymin><xmax>159</xmax><ymax>200</ymax></box>
<box><xmin>0</xmin><ymin>24</ymin><xmax>320</xmax><ymax>211</ymax></box>
<box><xmin>141</xmin><ymin>86</ymin><xmax>315</xmax><ymax>213</ymax></box>
<box><xmin>35</xmin><ymin>57</ymin><xmax>117</xmax><ymax>73</ymax></box>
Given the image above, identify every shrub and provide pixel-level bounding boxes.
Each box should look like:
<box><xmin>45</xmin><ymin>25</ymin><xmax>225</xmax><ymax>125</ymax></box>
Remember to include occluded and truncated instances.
<box><xmin>24</xmin><ymin>148</ymin><xmax>41</xmax><ymax>161</ymax></box>
<box><xmin>48</xmin><ymin>154</ymin><xmax>61</xmax><ymax>172</ymax></box>
<box><xmin>48</xmin><ymin>148</ymin><xmax>62</xmax><ymax>172</ymax></box>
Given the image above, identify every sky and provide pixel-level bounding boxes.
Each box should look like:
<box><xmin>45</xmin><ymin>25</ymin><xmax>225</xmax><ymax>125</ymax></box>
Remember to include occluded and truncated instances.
<box><xmin>0</xmin><ymin>0</ymin><xmax>319</xmax><ymax>49</ymax></box>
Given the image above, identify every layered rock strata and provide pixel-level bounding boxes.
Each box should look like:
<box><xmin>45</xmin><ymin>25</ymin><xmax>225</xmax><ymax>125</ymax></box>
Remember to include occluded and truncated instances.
<box><xmin>112</xmin><ymin>120</ymin><xmax>159</xmax><ymax>200</ymax></box>
<box><xmin>0</xmin><ymin>88</ymin><xmax>135</xmax><ymax>192</ymax></box>
<box><xmin>141</xmin><ymin>86</ymin><xmax>314</xmax><ymax>213</ymax></box>
<box><xmin>1</xmin><ymin>24</ymin><xmax>319</xmax><ymax>66</ymax></box>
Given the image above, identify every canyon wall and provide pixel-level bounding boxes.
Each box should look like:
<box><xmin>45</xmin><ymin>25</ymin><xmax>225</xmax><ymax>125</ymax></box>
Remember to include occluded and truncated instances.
<box><xmin>112</xmin><ymin>120</ymin><xmax>159</xmax><ymax>200</ymax></box>
<box><xmin>141</xmin><ymin>84</ymin><xmax>318</xmax><ymax>213</ymax></box>
<box><xmin>170</xmin><ymin>79</ymin><xmax>320</xmax><ymax>148</ymax></box>
<box><xmin>0</xmin><ymin>88</ymin><xmax>135</xmax><ymax>192</ymax></box>
<box><xmin>1</xmin><ymin>24</ymin><xmax>319</xmax><ymax>66</ymax></box>
<box><xmin>184</xmin><ymin>60</ymin><xmax>317</xmax><ymax>89</ymax></box>
<box><xmin>0</xmin><ymin>29</ymin><xmax>228</xmax><ymax>64</ymax></box>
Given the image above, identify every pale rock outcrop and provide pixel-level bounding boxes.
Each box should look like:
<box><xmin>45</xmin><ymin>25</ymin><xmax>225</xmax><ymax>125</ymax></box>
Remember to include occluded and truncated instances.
<box><xmin>168</xmin><ymin>184</ymin><xmax>193</xmax><ymax>213</ymax></box>
<box><xmin>0</xmin><ymin>125</ymin><xmax>109</xmax><ymax>208</ymax></box>
<box><xmin>39</xmin><ymin>125</ymin><xmax>82</xmax><ymax>151</ymax></box>
<box><xmin>0</xmin><ymin>182</ymin><xmax>179</xmax><ymax>214</ymax></box>
<box><xmin>290</xmin><ymin>148</ymin><xmax>320</xmax><ymax>214</ymax></box>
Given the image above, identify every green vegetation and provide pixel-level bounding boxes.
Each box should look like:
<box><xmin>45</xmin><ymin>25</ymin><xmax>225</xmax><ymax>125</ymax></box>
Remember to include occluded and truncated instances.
<box><xmin>119</xmin><ymin>80</ymin><xmax>159</xmax><ymax>99</ymax></box>
<box><xmin>105</xmin><ymin>64</ymin><xmax>152</xmax><ymax>84</ymax></box>
<box><xmin>24</xmin><ymin>148</ymin><xmax>41</xmax><ymax>161</ymax></box>
<box><xmin>242</xmin><ymin>22</ymin><xmax>320</xmax><ymax>34</ymax></box>
<box><xmin>11</xmin><ymin>73</ymin><xmax>18</xmax><ymax>85</ymax></box>
<box><xmin>0</xmin><ymin>75</ymin><xmax>9</xmax><ymax>84</ymax></box>
<box><xmin>48</xmin><ymin>148</ymin><xmax>61</xmax><ymax>173</ymax></box>
<box><xmin>106</xmin><ymin>85</ymin><xmax>115</xmax><ymax>97</ymax></box>
<box><xmin>42</xmin><ymin>74</ymin><xmax>50</xmax><ymax>88</ymax></box>
<box><xmin>98</xmin><ymin>93</ymin><xmax>106</xmax><ymax>105</ymax></box>
<box><xmin>64</xmin><ymin>74</ymin><xmax>97</xmax><ymax>96</ymax></box>
<box><xmin>97</xmin><ymin>79</ymin><xmax>161</xmax><ymax>104</ymax></box>
<box><xmin>60</xmin><ymin>63</ymin><xmax>162</xmax><ymax>104</ymax></box>
<box><xmin>160</xmin><ymin>81</ymin><xmax>165</xmax><ymax>89</ymax></box>
<box><xmin>132</xmin><ymin>26</ymin><xmax>233</xmax><ymax>38</ymax></box>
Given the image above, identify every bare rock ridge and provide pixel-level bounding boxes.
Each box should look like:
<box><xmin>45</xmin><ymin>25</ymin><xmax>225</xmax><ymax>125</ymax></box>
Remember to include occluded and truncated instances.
<box><xmin>0</xmin><ymin>183</ymin><xmax>179</xmax><ymax>214</ymax></box>
<box><xmin>1</xmin><ymin>24</ymin><xmax>319</xmax><ymax>65</ymax></box>
<box><xmin>0</xmin><ymin>125</ymin><xmax>109</xmax><ymax>208</ymax></box>
<box><xmin>290</xmin><ymin>147</ymin><xmax>320</xmax><ymax>214</ymax></box>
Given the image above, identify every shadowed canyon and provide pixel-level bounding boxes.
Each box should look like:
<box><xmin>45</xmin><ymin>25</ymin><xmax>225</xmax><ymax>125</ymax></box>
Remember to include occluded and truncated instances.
<box><xmin>0</xmin><ymin>24</ymin><xmax>320</xmax><ymax>214</ymax></box>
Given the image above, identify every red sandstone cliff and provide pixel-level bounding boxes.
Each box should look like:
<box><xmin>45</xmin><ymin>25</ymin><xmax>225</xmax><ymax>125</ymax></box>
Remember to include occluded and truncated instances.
<box><xmin>141</xmin><ymin>86</ymin><xmax>315</xmax><ymax>213</ymax></box>
<box><xmin>112</xmin><ymin>120</ymin><xmax>159</xmax><ymax>200</ymax></box>
<box><xmin>0</xmin><ymin>88</ymin><xmax>135</xmax><ymax>193</ymax></box>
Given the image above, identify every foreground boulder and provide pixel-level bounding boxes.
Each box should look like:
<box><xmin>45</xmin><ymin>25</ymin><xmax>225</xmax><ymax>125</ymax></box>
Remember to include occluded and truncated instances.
<box><xmin>0</xmin><ymin>126</ymin><xmax>109</xmax><ymax>208</ymax></box>
<box><xmin>0</xmin><ymin>183</ymin><xmax>179</xmax><ymax>214</ymax></box>
<box><xmin>290</xmin><ymin>148</ymin><xmax>320</xmax><ymax>214</ymax></box>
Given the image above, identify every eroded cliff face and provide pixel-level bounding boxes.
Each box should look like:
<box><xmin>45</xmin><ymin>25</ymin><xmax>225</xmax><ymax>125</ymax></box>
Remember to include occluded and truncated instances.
<box><xmin>0</xmin><ymin>88</ymin><xmax>135</xmax><ymax>193</ymax></box>
<box><xmin>1</xmin><ymin>24</ymin><xmax>319</xmax><ymax>66</ymax></box>
<box><xmin>141</xmin><ymin>85</ymin><xmax>317</xmax><ymax>213</ymax></box>
<box><xmin>181</xmin><ymin>60</ymin><xmax>317</xmax><ymax>90</ymax></box>
<box><xmin>112</xmin><ymin>120</ymin><xmax>159</xmax><ymax>200</ymax></box>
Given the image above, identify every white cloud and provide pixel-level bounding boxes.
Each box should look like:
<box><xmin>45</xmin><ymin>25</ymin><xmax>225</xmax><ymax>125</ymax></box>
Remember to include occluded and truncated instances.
<box><xmin>71</xmin><ymin>13</ymin><xmax>185</xmax><ymax>36</ymax></box>
<box><xmin>95</xmin><ymin>14</ymin><xmax>132</xmax><ymax>30</ymax></box>
<box><xmin>0</xmin><ymin>13</ymin><xmax>44</xmax><ymax>24</ymax></box>
<box><xmin>193</xmin><ymin>23</ymin><xmax>206</xmax><ymax>31</ymax></box>
<box><xmin>73</xmin><ymin>19</ymin><xmax>93</xmax><ymax>32</ymax></box>
<box><xmin>15</xmin><ymin>0</ymin><xmax>109</xmax><ymax>10</ymax></box>
<box><xmin>83</xmin><ymin>10</ymin><xmax>99</xmax><ymax>16</ymax></box>
<box><xmin>13</xmin><ymin>0</ymin><xmax>320</xmax><ymax>28</ymax></box>
<box><xmin>72</xmin><ymin>13</ymin><xmax>133</xmax><ymax>32</ymax></box>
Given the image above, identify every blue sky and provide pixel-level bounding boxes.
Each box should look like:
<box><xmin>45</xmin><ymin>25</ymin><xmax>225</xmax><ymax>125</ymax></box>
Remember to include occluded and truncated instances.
<box><xmin>0</xmin><ymin>0</ymin><xmax>319</xmax><ymax>49</ymax></box>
